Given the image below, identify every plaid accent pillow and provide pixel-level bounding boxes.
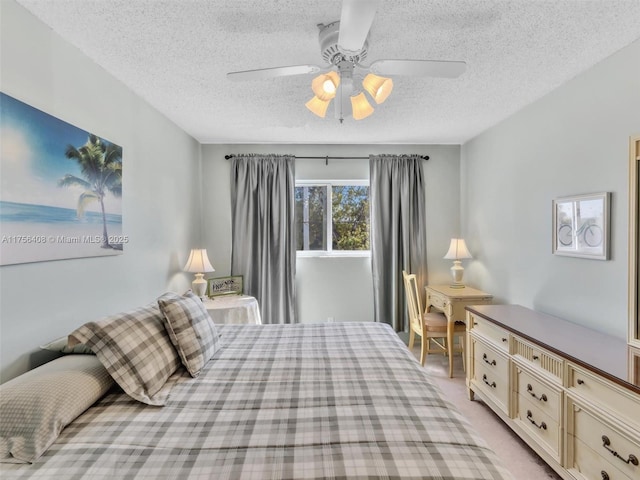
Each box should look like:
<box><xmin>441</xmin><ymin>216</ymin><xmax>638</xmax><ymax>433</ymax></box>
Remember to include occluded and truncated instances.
<box><xmin>158</xmin><ymin>291</ymin><xmax>221</xmax><ymax>377</ymax></box>
<box><xmin>68</xmin><ymin>303</ymin><xmax>181</xmax><ymax>406</ymax></box>
<box><xmin>0</xmin><ymin>355</ymin><xmax>113</xmax><ymax>463</ymax></box>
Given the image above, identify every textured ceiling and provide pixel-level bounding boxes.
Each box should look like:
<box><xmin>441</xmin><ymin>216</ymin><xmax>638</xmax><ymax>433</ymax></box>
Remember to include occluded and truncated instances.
<box><xmin>14</xmin><ymin>0</ymin><xmax>640</xmax><ymax>144</ymax></box>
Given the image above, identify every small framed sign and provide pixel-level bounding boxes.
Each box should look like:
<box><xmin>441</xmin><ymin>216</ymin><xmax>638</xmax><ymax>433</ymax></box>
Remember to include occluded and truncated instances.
<box><xmin>207</xmin><ymin>275</ymin><xmax>243</xmax><ymax>297</ymax></box>
<box><xmin>552</xmin><ymin>192</ymin><xmax>610</xmax><ymax>260</ymax></box>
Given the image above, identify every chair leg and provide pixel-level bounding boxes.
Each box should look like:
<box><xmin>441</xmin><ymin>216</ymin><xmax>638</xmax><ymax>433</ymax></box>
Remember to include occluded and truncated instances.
<box><xmin>408</xmin><ymin>328</ymin><xmax>415</xmax><ymax>350</ymax></box>
<box><xmin>420</xmin><ymin>336</ymin><xmax>428</xmax><ymax>366</ymax></box>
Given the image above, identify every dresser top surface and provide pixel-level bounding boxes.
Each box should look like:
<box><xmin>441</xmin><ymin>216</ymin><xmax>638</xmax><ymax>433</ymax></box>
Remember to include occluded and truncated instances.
<box><xmin>466</xmin><ymin>304</ymin><xmax>639</xmax><ymax>392</ymax></box>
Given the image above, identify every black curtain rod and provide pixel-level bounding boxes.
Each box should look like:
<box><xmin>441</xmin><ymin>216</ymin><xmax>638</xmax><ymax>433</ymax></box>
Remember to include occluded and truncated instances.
<box><xmin>224</xmin><ymin>154</ymin><xmax>429</xmax><ymax>161</ymax></box>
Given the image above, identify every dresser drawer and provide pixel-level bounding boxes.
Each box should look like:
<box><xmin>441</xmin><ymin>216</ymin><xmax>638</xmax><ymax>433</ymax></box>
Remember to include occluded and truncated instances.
<box><xmin>514</xmin><ymin>394</ymin><xmax>561</xmax><ymax>460</ymax></box>
<box><xmin>569</xmin><ymin>400</ymin><xmax>640</xmax><ymax>480</ymax></box>
<box><xmin>472</xmin><ymin>335</ymin><xmax>510</xmax><ymax>379</ymax></box>
<box><xmin>568</xmin><ymin>364</ymin><xmax>640</xmax><ymax>428</ymax></box>
<box><xmin>572</xmin><ymin>437</ymin><xmax>635</xmax><ymax>480</ymax></box>
<box><xmin>470</xmin><ymin>337</ymin><xmax>510</xmax><ymax>414</ymax></box>
<box><xmin>468</xmin><ymin>313</ymin><xmax>510</xmax><ymax>352</ymax></box>
<box><xmin>512</xmin><ymin>336</ymin><xmax>564</xmax><ymax>383</ymax></box>
<box><xmin>514</xmin><ymin>364</ymin><xmax>562</xmax><ymax>421</ymax></box>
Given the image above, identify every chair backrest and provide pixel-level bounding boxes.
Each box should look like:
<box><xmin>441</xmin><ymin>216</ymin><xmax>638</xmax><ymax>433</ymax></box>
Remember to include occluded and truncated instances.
<box><xmin>402</xmin><ymin>271</ymin><xmax>423</xmax><ymax>333</ymax></box>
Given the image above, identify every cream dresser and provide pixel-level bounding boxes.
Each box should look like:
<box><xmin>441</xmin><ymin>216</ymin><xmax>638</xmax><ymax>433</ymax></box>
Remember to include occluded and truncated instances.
<box><xmin>466</xmin><ymin>305</ymin><xmax>640</xmax><ymax>480</ymax></box>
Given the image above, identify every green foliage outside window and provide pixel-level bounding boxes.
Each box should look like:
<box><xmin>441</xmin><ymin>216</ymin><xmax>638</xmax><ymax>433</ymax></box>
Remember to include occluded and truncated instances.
<box><xmin>295</xmin><ymin>184</ymin><xmax>369</xmax><ymax>252</ymax></box>
<box><xmin>332</xmin><ymin>186</ymin><xmax>369</xmax><ymax>250</ymax></box>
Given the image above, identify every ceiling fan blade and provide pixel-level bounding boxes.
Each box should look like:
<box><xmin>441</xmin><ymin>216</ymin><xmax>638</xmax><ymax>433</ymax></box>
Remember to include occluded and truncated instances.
<box><xmin>227</xmin><ymin>65</ymin><xmax>323</xmax><ymax>81</ymax></box>
<box><xmin>369</xmin><ymin>59</ymin><xmax>467</xmax><ymax>78</ymax></box>
<box><xmin>338</xmin><ymin>0</ymin><xmax>380</xmax><ymax>54</ymax></box>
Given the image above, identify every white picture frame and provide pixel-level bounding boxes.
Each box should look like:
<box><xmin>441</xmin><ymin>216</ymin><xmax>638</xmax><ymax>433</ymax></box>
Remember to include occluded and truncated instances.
<box><xmin>552</xmin><ymin>192</ymin><xmax>610</xmax><ymax>260</ymax></box>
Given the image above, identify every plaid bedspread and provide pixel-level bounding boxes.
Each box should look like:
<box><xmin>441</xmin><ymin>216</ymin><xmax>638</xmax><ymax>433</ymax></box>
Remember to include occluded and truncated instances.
<box><xmin>3</xmin><ymin>323</ymin><xmax>512</xmax><ymax>479</ymax></box>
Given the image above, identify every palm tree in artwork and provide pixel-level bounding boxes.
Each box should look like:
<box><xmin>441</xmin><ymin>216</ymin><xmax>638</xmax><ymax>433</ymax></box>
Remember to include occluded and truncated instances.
<box><xmin>58</xmin><ymin>134</ymin><xmax>122</xmax><ymax>249</ymax></box>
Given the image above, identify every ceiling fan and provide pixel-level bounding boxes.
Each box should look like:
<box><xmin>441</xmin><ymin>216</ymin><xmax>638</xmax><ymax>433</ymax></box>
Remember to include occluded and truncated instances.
<box><xmin>227</xmin><ymin>0</ymin><xmax>466</xmax><ymax>121</ymax></box>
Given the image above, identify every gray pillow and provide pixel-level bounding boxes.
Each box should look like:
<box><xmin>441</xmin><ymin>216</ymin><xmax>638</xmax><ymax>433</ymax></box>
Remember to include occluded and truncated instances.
<box><xmin>0</xmin><ymin>355</ymin><xmax>114</xmax><ymax>464</ymax></box>
<box><xmin>158</xmin><ymin>291</ymin><xmax>221</xmax><ymax>377</ymax></box>
<box><xmin>68</xmin><ymin>303</ymin><xmax>181</xmax><ymax>406</ymax></box>
<box><xmin>40</xmin><ymin>336</ymin><xmax>94</xmax><ymax>355</ymax></box>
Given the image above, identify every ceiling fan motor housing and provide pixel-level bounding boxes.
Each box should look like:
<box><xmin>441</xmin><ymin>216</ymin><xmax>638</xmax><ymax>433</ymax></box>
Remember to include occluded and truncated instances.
<box><xmin>318</xmin><ymin>21</ymin><xmax>368</xmax><ymax>67</ymax></box>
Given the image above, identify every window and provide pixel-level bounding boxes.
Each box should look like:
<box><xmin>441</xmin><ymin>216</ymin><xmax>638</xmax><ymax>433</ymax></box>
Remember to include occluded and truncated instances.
<box><xmin>295</xmin><ymin>181</ymin><xmax>370</xmax><ymax>255</ymax></box>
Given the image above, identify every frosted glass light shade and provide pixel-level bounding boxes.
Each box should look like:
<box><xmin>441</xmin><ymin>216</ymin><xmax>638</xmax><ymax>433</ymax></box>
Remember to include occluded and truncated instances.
<box><xmin>305</xmin><ymin>96</ymin><xmax>330</xmax><ymax>118</ymax></box>
<box><xmin>311</xmin><ymin>71</ymin><xmax>340</xmax><ymax>101</ymax></box>
<box><xmin>362</xmin><ymin>73</ymin><xmax>393</xmax><ymax>104</ymax></box>
<box><xmin>350</xmin><ymin>92</ymin><xmax>374</xmax><ymax>120</ymax></box>
<box><xmin>444</xmin><ymin>238</ymin><xmax>472</xmax><ymax>260</ymax></box>
<box><xmin>184</xmin><ymin>248</ymin><xmax>215</xmax><ymax>298</ymax></box>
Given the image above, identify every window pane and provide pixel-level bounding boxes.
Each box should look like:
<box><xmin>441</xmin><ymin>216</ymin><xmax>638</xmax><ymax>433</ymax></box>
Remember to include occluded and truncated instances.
<box><xmin>332</xmin><ymin>185</ymin><xmax>369</xmax><ymax>250</ymax></box>
<box><xmin>295</xmin><ymin>186</ymin><xmax>327</xmax><ymax>250</ymax></box>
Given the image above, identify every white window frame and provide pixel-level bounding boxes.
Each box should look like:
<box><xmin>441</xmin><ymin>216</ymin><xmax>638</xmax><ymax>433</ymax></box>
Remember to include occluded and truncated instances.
<box><xmin>296</xmin><ymin>179</ymin><xmax>370</xmax><ymax>258</ymax></box>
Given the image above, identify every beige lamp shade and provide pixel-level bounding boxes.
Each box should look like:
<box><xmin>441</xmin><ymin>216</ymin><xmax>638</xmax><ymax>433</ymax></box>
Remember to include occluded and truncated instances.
<box><xmin>350</xmin><ymin>92</ymin><xmax>374</xmax><ymax>120</ymax></box>
<box><xmin>362</xmin><ymin>73</ymin><xmax>393</xmax><ymax>104</ymax></box>
<box><xmin>444</xmin><ymin>238</ymin><xmax>472</xmax><ymax>260</ymax></box>
<box><xmin>184</xmin><ymin>248</ymin><xmax>215</xmax><ymax>273</ymax></box>
<box><xmin>184</xmin><ymin>249</ymin><xmax>215</xmax><ymax>298</ymax></box>
<box><xmin>305</xmin><ymin>95</ymin><xmax>331</xmax><ymax>118</ymax></box>
<box><xmin>311</xmin><ymin>71</ymin><xmax>340</xmax><ymax>101</ymax></box>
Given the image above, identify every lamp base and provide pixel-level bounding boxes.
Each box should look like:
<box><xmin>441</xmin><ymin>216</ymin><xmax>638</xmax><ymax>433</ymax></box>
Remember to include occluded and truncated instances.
<box><xmin>449</xmin><ymin>260</ymin><xmax>466</xmax><ymax>289</ymax></box>
<box><xmin>192</xmin><ymin>273</ymin><xmax>208</xmax><ymax>299</ymax></box>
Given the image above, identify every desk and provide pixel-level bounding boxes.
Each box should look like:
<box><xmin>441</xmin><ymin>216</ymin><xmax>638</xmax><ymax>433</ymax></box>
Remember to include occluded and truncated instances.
<box><xmin>202</xmin><ymin>295</ymin><xmax>262</xmax><ymax>325</ymax></box>
<box><xmin>425</xmin><ymin>285</ymin><xmax>492</xmax><ymax>378</ymax></box>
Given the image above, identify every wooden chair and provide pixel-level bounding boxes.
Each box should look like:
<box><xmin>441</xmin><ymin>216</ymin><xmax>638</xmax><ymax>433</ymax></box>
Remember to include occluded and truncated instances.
<box><xmin>402</xmin><ymin>271</ymin><xmax>466</xmax><ymax>367</ymax></box>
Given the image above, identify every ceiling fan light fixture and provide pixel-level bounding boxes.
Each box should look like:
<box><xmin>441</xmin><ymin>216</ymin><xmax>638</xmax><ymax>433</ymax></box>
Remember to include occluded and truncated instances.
<box><xmin>311</xmin><ymin>71</ymin><xmax>341</xmax><ymax>101</ymax></box>
<box><xmin>305</xmin><ymin>95</ymin><xmax>331</xmax><ymax>118</ymax></box>
<box><xmin>350</xmin><ymin>92</ymin><xmax>374</xmax><ymax>120</ymax></box>
<box><xmin>362</xmin><ymin>73</ymin><xmax>393</xmax><ymax>104</ymax></box>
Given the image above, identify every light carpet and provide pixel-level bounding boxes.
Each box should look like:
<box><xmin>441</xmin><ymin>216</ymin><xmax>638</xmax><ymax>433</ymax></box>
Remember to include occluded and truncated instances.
<box><xmin>403</xmin><ymin>336</ymin><xmax>562</xmax><ymax>480</ymax></box>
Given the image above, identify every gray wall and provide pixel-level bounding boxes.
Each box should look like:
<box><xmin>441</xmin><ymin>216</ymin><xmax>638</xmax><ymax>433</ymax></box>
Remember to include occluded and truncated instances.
<box><xmin>0</xmin><ymin>1</ymin><xmax>202</xmax><ymax>382</ymax></box>
<box><xmin>201</xmin><ymin>144</ymin><xmax>461</xmax><ymax>324</ymax></box>
<box><xmin>461</xmin><ymin>39</ymin><xmax>640</xmax><ymax>339</ymax></box>
<box><xmin>4</xmin><ymin>0</ymin><xmax>635</xmax><ymax>382</ymax></box>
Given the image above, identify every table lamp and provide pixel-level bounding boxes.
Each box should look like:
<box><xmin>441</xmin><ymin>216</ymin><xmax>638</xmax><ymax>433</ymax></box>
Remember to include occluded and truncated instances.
<box><xmin>444</xmin><ymin>238</ymin><xmax>472</xmax><ymax>288</ymax></box>
<box><xmin>183</xmin><ymin>248</ymin><xmax>215</xmax><ymax>298</ymax></box>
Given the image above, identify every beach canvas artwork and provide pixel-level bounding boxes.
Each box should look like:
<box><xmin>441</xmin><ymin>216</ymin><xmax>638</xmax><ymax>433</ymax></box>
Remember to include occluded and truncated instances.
<box><xmin>0</xmin><ymin>92</ymin><xmax>124</xmax><ymax>266</ymax></box>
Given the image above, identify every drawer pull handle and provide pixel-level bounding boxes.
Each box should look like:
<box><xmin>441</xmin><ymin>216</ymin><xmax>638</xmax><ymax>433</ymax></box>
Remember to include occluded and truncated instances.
<box><xmin>532</xmin><ymin>355</ymin><xmax>540</xmax><ymax>360</ymax></box>
<box><xmin>526</xmin><ymin>410</ymin><xmax>547</xmax><ymax>430</ymax></box>
<box><xmin>600</xmin><ymin>471</ymin><xmax>609</xmax><ymax>480</ymax></box>
<box><xmin>576</xmin><ymin>379</ymin><xmax>585</xmax><ymax>385</ymax></box>
<box><xmin>482</xmin><ymin>353</ymin><xmax>497</xmax><ymax>366</ymax></box>
<box><xmin>482</xmin><ymin>374</ymin><xmax>497</xmax><ymax>388</ymax></box>
<box><xmin>601</xmin><ymin>435</ymin><xmax>639</xmax><ymax>466</ymax></box>
<box><xmin>501</xmin><ymin>337</ymin><xmax>508</xmax><ymax>342</ymax></box>
<box><xmin>526</xmin><ymin>384</ymin><xmax>547</xmax><ymax>402</ymax></box>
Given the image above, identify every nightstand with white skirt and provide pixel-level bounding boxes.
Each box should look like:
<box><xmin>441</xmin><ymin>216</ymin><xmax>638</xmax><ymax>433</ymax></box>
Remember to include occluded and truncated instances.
<box><xmin>202</xmin><ymin>295</ymin><xmax>262</xmax><ymax>325</ymax></box>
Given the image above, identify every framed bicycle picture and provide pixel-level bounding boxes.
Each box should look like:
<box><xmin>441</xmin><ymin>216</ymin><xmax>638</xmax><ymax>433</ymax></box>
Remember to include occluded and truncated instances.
<box><xmin>552</xmin><ymin>192</ymin><xmax>610</xmax><ymax>260</ymax></box>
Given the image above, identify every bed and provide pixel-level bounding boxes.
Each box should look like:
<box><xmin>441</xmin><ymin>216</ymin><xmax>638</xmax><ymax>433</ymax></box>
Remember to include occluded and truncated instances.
<box><xmin>1</xmin><ymin>296</ymin><xmax>512</xmax><ymax>479</ymax></box>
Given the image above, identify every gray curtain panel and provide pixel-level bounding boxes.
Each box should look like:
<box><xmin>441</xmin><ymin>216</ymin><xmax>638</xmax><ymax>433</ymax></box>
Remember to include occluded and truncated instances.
<box><xmin>370</xmin><ymin>155</ymin><xmax>428</xmax><ymax>331</ymax></box>
<box><xmin>230</xmin><ymin>154</ymin><xmax>296</xmax><ymax>324</ymax></box>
